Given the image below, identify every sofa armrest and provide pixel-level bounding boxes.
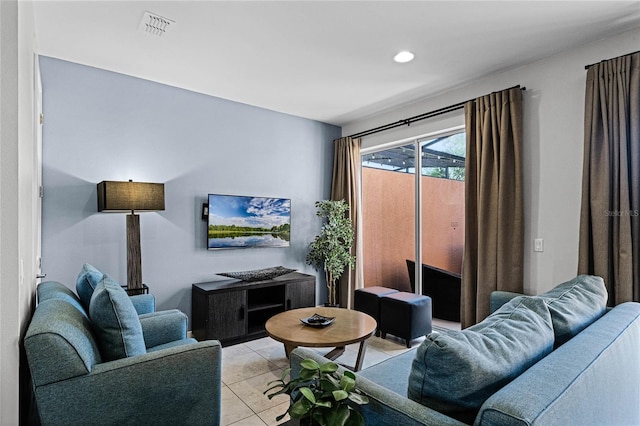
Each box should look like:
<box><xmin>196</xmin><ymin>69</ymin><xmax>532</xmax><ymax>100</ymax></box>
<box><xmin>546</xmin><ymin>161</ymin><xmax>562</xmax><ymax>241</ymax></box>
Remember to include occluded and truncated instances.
<box><xmin>34</xmin><ymin>340</ymin><xmax>222</xmax><ymax>426</ymax></box>
<box><xmin>490</xmin><ymin>291</ymin><xmax>523</xmax><ymax>314</ymax></box>
<box><xmin>290</xmin><ymin>348</ymin><xmax>466</xmax><ymax>426</ymax></box>
<box><xmin>130</xmin><ymin>294</ymin><xmax>155</xmax><ymax>315</ymax></box>
<box><xmin>139</xmin><ymin>309</ymin><xmax>187</xmax><ymax>348</ymax></box>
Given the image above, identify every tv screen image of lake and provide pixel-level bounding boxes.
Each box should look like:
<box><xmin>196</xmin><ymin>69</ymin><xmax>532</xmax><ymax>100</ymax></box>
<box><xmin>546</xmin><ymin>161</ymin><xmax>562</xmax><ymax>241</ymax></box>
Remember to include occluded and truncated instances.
<box><xmin>207</xmin><ymin>195</ymin><xmax>291</xmax><ymax>249</ymax></box>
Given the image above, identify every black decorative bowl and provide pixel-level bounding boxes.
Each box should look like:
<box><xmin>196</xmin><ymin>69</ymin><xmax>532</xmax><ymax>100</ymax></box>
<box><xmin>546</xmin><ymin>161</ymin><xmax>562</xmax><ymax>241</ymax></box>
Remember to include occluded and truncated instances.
<box><xmin>300</xmin><ymin>313</ymin><xmax>335</xmax><ymax>327</ymax></box>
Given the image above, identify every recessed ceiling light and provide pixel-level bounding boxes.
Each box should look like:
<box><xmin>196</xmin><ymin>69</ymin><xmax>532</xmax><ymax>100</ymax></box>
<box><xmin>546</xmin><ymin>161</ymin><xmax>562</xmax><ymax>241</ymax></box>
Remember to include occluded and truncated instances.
<box><xmin>394</xmin><ymin>51</ymin><xmax>415</xmax><ymax>63</ymax></box>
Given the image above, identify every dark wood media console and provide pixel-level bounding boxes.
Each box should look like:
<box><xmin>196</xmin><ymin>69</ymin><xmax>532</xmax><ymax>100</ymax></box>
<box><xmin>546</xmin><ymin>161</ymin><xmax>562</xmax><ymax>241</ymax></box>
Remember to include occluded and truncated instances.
<box><xmin>192</xmin><ymin>272</ymin><xmax>316</xmax><ymax>346</ymax></box>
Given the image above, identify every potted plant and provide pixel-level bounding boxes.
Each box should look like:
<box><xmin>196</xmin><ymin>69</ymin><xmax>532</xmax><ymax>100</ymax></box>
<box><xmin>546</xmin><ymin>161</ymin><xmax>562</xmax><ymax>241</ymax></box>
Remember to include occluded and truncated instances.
<box><xmin>264</xmin><ymin>358</ymin><xmax>369</xmax><ymax>426</ymax></box>
<box><xmin>306</xmin><ymin>200</ymin><xmax>356</xmax><ymax>306</ymax></box>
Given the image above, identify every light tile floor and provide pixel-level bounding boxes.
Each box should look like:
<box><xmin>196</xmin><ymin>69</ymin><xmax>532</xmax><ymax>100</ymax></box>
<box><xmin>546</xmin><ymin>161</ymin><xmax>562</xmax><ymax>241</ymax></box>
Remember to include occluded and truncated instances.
<box><xmin>220</xmin><ymin>318</ymin><xmax>461</xmax><ymax>426</ymax></box>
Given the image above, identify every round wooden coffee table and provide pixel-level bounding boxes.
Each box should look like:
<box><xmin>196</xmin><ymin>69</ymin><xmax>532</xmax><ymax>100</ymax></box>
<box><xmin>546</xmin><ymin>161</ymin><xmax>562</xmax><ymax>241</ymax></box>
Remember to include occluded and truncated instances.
<box><xmin>265</xmin><ymin>307</ymin><xmax>376</xmax><ymax>371</ymax></box>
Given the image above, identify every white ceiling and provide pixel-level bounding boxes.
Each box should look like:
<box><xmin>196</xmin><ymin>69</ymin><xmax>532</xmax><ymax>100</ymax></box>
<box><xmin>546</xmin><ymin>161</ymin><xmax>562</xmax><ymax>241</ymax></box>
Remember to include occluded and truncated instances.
<box><xmin>33</xmin><ymin>1</ymin><xmax>640</xmax><ymax>126</ymax></box>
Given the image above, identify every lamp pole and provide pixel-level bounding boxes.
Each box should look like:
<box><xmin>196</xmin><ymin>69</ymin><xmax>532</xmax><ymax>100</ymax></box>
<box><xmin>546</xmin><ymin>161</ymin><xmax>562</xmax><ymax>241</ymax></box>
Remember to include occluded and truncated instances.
<box><xmin>126</xmin><ymin>209</ymin><xmax>143</xmax><ymax>292</ymax></box>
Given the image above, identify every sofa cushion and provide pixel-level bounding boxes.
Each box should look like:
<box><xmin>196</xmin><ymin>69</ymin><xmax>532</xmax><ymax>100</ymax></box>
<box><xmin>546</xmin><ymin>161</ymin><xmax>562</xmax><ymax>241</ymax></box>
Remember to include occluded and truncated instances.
<box><xmin>359</xmin><ymin>348</ymin><xmax>416</xmax><ymax>396</ymax></box>
<box><xmin>408</xmin><ymin>296</ymin><xmax>554</xmax><ymax>422</ymax></box>
<box><xmin>538</xmin><ymin>275</ymin><xmax>608</xmax><ymax>347</ymax></box>
<box><xmin>89</xmin><ymin>275</ymin><xmax>146</xmax><ymax>361</ymax></box>
<box><xmin>76</xmin><ymin>263</ymin><xmax>104</xmax><ymax>311</ymax></box>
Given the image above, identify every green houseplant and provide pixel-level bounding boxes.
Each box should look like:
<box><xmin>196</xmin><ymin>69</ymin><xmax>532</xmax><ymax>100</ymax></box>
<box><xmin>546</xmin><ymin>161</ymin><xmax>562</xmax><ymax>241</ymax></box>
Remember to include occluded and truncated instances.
<box><xmin>306</xmin><ymin>200</ymin><xmax>356</xmax><ymax>306</ymax></box>
<box><xmin>264</xmin><ymin>358</ymin><xmax>369</xmax><ymax>426</ymax></box>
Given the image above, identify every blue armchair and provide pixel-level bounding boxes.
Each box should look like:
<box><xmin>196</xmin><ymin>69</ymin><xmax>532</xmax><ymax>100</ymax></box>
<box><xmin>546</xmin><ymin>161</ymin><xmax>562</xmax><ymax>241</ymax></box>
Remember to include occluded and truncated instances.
<box><xmin>24</xmin><ymin>280</ymin><xmax>222</xmax><ymax>425</ymax></box>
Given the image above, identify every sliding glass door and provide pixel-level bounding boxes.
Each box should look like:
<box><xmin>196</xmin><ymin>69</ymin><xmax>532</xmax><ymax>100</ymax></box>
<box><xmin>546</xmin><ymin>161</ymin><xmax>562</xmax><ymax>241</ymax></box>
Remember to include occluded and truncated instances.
<box><xmin>418</xmin><ymin>132</ymin><xmax>465</xmax><ymax>275</ymax></box>
<box><xmin>361</xmin><ymin>129</ymin><xmax>465</xmax><ymax>319</ymax></box>
<box><xmin>361</xmin><ymin>143</ymin><xmax>415</xmax><ymax>292</ymax></box>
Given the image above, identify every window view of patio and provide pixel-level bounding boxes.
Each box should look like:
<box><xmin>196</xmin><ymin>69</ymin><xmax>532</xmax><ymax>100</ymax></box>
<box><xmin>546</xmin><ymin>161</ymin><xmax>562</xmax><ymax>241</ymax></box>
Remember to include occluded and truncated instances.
<box><xmin>361</xmin><ymin>131</ymin><xmax>465</xmax><ymax>321</ymax></box>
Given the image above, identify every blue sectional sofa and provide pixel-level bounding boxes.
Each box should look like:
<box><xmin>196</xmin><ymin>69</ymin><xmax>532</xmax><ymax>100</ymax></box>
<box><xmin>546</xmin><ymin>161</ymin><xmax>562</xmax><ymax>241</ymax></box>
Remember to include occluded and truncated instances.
<box><xmin>24</xmin><ymin>268</ymin><xmax>222</xmax><ymax>426</ymax></box>
<box><xmin>290</xmin><ymin>275</ymin><xmax>640</xmax><ymax>425</ymax></box>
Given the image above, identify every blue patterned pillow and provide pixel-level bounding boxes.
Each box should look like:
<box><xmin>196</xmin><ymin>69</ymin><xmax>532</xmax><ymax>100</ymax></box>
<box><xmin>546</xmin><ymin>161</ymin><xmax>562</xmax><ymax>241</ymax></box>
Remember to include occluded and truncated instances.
<box><xmin>76</xmin><ymin>263</ymin><xmax>104</xmax><ymax>311</ymax></box>
<box><xmin>408</xmin><ymin>296</ymin><xmax>554</xmax><ymax>422</ymax></box>
<box><xmin>89</xmin><ymin>275</ymin><xmax>146</xmax><ymax>361</ymax></box>
<box><xmin>538</xmin><ymin>275</ymin><xmax>608</xmax><ymax>347</ymax></box>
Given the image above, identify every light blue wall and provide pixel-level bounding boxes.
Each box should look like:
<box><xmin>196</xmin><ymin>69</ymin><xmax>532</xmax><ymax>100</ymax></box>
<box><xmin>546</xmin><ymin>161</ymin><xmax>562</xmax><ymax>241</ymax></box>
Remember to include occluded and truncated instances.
<box><xmin>40</xmin><ymin>56</ymin><xmax>339</xmax><ymax>323</ymax></box>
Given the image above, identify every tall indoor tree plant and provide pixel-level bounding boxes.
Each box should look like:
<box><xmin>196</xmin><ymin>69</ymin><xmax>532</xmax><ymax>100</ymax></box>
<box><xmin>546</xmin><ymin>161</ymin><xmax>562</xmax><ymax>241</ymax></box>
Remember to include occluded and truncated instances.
<box><xmin>306</xmin><ymin>200</ymin><xmax>356</xmax><ymax>306</ymax></box>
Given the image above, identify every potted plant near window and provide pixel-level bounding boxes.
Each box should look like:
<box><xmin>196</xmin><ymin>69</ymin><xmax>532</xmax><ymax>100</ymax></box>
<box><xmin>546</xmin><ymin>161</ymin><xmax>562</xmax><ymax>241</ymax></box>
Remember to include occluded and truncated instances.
<box><xmin>264</xmin><ymin>358</ymin><xmax>369</xmax><ymax>425</ymax></box>
<box><xmin>306</xmin><ymin>200</ymin><xmax>356</xmax><ymax>307</ymax></box>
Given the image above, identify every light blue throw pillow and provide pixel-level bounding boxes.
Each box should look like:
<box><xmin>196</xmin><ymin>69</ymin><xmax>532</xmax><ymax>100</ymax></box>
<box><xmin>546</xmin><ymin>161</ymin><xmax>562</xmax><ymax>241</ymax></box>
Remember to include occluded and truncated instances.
<box><xmin>76</xmin><ymin>263</ymin><xmax>104</xmax><ymax>311</ymax></box>
<box><xmin>408</xmin><ymin>296</ymin><xmax>554</xmax><ymax>422</ymax></box>
<box><xmin>538</xmin><ymin>274</ymin><xmax>608</xmax><ymax>347</ymax></box>
<box><xmin>89</xmin><ymin>275</ymin><xmax>146</xmax><ymax>361</ymax></box>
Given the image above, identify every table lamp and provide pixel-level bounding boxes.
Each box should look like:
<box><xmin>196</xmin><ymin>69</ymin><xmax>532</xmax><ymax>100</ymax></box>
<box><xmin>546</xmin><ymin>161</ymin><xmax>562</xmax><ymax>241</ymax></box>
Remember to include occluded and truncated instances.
<box><xmin>97</xmin><ymin>180</ymin><xmax>165</xmax><ymax>293</ymax></box>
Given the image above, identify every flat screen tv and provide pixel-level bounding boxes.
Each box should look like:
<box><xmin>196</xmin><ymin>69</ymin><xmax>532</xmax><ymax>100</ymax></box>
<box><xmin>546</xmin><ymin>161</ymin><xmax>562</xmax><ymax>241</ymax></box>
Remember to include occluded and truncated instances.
<box><xmin>207</xmin><ymin>194</ymin><xmax>291</xmax><ymax>250</ymax></box>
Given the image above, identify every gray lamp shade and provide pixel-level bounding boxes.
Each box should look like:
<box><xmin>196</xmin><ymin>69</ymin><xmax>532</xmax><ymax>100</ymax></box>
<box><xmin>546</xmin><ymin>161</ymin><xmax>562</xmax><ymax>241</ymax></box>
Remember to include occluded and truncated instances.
<box><xmin>97</xmin><ymin>181</ymin><xmax>165</xmax><ymax>212</ymax></box>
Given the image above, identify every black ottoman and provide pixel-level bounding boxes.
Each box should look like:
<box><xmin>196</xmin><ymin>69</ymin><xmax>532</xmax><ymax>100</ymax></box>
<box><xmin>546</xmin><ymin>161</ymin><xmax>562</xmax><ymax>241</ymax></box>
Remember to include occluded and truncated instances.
<box><xmin>380</xmin><ymin>292</ymin><xmax>432</xmax><ymax>348</ymax></box>
<box><xmin>354</xmin><ymin>286</ymin><xmax>399</xmax><ymax>335</ymax></box>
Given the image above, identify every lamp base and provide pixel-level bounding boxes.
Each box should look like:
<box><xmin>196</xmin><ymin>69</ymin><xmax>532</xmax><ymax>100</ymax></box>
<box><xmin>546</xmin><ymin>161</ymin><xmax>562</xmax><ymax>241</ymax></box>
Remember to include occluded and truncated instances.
<box><xmin>126</xmin><ymin>213</ymin><xmax>143</xmax><ymax>289</ymax></box>
<box><xmin>122</xmin><ymin>284</ymin><xmax>149</xmax><ymax>296</ymax></box>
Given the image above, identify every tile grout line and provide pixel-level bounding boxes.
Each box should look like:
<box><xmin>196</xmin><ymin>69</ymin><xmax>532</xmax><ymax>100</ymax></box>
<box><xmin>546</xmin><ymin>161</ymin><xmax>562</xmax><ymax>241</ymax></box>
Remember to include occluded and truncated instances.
<box><xmin>224</xmin><ymin>343</ymin><xmax>287</xmax><ymax>426</ymax></box>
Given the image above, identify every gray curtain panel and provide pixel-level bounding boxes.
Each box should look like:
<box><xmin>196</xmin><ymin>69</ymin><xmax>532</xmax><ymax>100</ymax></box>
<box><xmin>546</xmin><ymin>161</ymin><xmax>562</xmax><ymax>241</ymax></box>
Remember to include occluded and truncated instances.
<box><xmin>578</xmin><ymin>52</ymin><xmax>640</xmax><ymax>305</ymax></box>
<box><xmin>462</xmin><ymin>87</ymin><xmax>524</xmax><ymax>328</ymax></box>
<box><xmin>331</xmin><ymin>136</ymin><xmax>364</xmax><ymax>309</ymax></box>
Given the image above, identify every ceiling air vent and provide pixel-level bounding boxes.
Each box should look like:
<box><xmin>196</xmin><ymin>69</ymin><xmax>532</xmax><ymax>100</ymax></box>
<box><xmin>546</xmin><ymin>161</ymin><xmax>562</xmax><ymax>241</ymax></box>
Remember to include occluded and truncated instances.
<box><xmin>139</xmin><ymin>11</ymin><xmax>174</xmax><ymax>37</ymax></box>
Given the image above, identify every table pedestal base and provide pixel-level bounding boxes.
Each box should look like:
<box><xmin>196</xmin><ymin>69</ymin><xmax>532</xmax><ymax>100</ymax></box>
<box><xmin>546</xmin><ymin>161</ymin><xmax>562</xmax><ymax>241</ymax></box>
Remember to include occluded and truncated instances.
<box><xmin>282</xmin><ymin>340</ymin><xmax>368</xmax><ymax>372</ymax></box>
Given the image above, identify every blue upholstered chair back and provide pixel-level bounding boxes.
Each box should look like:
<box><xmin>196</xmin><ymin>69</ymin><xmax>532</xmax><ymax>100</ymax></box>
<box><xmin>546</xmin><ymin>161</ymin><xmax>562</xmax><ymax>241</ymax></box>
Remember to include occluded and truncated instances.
<box><xmin>25</xmin><ymin>282</ymin><xmax>102</xmax><ymax>387</ymax></box>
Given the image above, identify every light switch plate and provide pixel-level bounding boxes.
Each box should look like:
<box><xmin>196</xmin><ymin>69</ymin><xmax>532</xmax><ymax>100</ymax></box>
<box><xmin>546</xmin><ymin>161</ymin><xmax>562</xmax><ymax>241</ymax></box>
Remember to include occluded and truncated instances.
<box><xmin>534</xmin><ymin>238</ymin><xmax>544</xmax><ymax>252</ymax></box>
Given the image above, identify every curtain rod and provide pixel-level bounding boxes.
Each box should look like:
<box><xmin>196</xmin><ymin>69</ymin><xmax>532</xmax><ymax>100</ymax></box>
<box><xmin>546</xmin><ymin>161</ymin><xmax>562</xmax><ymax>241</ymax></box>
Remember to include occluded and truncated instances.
<box><xmin>348</xmin><ymin>85</ymin><xmax>525</xmax><ymax>139</ymax></box>
<box><xmin>584</xmin><ymin>50</ymin><xmax>640</xmax><ymax>70</ymax></box>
